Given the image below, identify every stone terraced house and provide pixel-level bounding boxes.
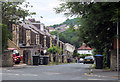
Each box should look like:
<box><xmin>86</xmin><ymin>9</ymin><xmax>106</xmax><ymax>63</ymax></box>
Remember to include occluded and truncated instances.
<box><xmin>9</xmin><ymin>19</ymin><xmax>75</xmax><ymax>65</ymax></box>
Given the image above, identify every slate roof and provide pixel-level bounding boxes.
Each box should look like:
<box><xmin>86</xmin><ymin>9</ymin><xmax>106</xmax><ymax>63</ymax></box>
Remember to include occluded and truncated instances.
<box><xmin>20</xmin><ymin>20</ymin><xmax>45</xmax><ymax>35</ymax></box>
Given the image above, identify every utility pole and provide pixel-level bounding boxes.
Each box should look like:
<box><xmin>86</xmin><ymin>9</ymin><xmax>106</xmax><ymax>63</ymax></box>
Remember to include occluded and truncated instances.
<box><xmin>117</xmin><ymin>9</ymin><xmax>119</xmax><ymax>72</ymax></box>
<box><xmin>57</xmin><ymin>32</ymin><xmax>59</xmax><ymax>63</ymax></box>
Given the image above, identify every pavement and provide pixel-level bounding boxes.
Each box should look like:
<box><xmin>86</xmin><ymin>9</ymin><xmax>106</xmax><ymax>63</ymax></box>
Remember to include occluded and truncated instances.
<box><xmin>85</xmin><ymin>67</ymin><xmax>119</xmax><ymax>80</ymax></box>
<box><xmin>1</xmin><ymin>63</ymin><xmax>39</xmax><ymax>70</ymax></box>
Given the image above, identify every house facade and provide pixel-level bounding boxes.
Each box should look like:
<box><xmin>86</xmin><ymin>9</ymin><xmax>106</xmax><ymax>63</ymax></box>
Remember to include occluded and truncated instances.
<box><xmin>64</xmin><ymin>43</ymin><xmax>75</xmax><ymax>56</ymax></box>
<box><xmin>77</xmin><ymin>43</ymin><xmax>93</xmax><ymax>54</ymax></box>
<box><xmin>8</xmin><ymin>18</ymin><xmax>74</xmax><ymax>65</ymax></box>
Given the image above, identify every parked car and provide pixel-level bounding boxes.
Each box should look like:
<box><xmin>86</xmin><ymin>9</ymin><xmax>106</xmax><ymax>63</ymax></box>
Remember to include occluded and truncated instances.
<box><xmin>8</xmin><ymin>48</ymin><xmax>21</xmax><ymax>64</ymax></box>
<box><xmin>78</xmin><ymin>58</ymin><xmax>84</xmax><ymax>63</ymax></box>
<box><xmin>83</xmin><ymin>56</ymin><xmax>94</xmax><ymax>64</ymax></box>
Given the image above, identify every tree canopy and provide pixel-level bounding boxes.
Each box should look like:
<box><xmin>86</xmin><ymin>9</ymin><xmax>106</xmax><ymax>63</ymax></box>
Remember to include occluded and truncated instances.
<box><xmin>2</xmin><ymin>2</ymin><xmax>36</xmax><ymax>52</ymax></box>
<box><xmin>55</xmin><ymin>2</ymin><xmax>120</xmax><ymax>54</ymax></box>
<box><xmin>2</xmin><ymin>2</ymin><xmax>36</xmax><ymax>25</ymax></box>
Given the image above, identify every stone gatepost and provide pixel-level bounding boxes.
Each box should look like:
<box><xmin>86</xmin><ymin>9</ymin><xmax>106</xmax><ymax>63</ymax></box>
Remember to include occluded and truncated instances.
<box><xmin>2</xmin><ymin>50</ymin><xmax>13</xmax><ymax>67</ymax></box>
<box><xmin>110</xmin><ymin>50</ymin><xmax>120</xmax><ymax>71</ymax></box>
<box><xmin>64</xmin><ymin>55</ymin><xmax>67</xmax><ymax>63</ymax></box>
<box><xmin>50</xmin><ymin>54</ymin><xmax>53</xmax><ymax>64</ymax></box>
<box><xmin>58</xmin><ymin>55</ymin><xmax>62</xmax><ymax>63</ymax></box>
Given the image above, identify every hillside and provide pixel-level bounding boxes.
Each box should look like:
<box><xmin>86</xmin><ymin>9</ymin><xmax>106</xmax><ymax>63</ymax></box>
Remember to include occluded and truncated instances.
<box><xmin>48</xmin><ymin>17</ymin><xmax>82</xmax><ymax>48</ymax></box>
<box><xmin>48</xmin><ymin>18</ymin><xmax>80</xmax><ymax>28</ymax></box>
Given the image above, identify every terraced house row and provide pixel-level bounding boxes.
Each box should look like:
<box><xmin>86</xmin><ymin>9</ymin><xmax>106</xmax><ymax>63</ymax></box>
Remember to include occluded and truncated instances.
<box><xmin>8</xmin><ymin>18</ymin><xmax>75</xmax><ymax>65</ymax></box>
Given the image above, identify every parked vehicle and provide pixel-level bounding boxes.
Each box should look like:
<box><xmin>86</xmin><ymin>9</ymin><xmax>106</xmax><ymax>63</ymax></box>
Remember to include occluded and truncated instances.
<box><xmin>8</xmin><ymin>48</ymin><xmax>21</xmax><ymax>64</ymax></box>
<box><xmin>83</xmin><ymin>56</ymin><xmax>94</xmax><ymax>64</ymax></box>
<box><xmin>78</xmin><ymin>58</ymin><xmax>84</xmax><ymax>63</ymax></box>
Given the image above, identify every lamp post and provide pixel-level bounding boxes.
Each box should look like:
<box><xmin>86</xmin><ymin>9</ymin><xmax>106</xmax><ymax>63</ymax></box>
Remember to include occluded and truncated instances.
<box><xmin>57</xmin><ymin>32</ymin><xmax>59</xmax><ymax>63</ymax></box>
<box><xmin>117</xmin><ymin>14</ymin><xmax>119</xmax><ymax>72</ymax></box>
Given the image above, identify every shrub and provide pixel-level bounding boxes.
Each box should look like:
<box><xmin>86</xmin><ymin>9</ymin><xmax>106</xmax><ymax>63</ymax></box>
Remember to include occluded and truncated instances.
<box><xmin>47</xmin><ymin>45</ymin><xmax>63</xmax><ymax>55</ymax></box>
<box><xmin>2</xmin><ymin>24</ymin><xmax>8</xmax><ymax>52</ymax></box>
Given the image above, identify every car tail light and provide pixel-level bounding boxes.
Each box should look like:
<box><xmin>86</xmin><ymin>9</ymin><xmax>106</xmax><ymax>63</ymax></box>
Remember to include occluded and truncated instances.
<box><xmin>84</xmin><ymin>59</ymin><xmax>86</xmax><ymax>61</ymax></box>
<box><xmin>91</xmin><ymin>59</ymin><xmax>93</xmax><ymax>61</ymax></box>
<box><xmin>13</xmin><ymin>54</ymin><xmax>16</xmax><ymax>57</ymax></box>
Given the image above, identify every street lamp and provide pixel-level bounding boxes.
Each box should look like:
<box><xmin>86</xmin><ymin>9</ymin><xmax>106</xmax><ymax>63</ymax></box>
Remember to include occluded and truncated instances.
<box><xmin>57</xmin><ymin>32</ymin><xmax>59</xmax><ymax>63</ymax></box>
<box><xmin>117</xmin><ymin>12</ymin><xmax>119</xmax><ymax>72</ymax></box>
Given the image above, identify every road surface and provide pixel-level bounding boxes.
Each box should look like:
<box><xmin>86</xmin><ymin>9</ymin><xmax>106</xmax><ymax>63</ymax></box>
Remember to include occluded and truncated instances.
<box><xmin>1</xmin><ymin>63</ymin><xmax>118</xmax><ymax>80</ymax></box>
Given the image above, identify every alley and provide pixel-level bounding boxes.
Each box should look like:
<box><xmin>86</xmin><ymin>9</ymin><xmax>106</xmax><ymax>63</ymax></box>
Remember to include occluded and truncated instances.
<box><xmin>2</xmin><ymin>63</ymin><xmax>118</xmax><ymax>80</ymax></box>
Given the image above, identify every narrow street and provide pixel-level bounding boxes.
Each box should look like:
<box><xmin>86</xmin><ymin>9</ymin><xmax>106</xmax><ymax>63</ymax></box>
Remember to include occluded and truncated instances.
<box><xmin>2</xmin><ymin>63</ymin><xmax>118</xmax><ymax>80</ymax></box>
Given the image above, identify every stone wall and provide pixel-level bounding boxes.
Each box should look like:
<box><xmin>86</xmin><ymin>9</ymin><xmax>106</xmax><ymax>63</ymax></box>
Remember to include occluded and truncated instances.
<box><xmin>50</xmin><ymin>54</ymin><xmax>53</xmax><ymax>64</ymax></box>
<box><xmin>63</xmin><ymin>55</ymin><xmax>67</xmax><ymax>63</ymax></box>
<box><xmin>8</xmin><ymin>39</ymin><xmax>22</xmax><ymax>56</ymax></box>
<box><xmin>110</xmin><ymin>50</ymin><xmax>120</xmax><ymax>71</ymax></box>
<box><xmin>2</xmin><ymin>50</ymin><xmax>13</xmax><ymax>67</ymax></box>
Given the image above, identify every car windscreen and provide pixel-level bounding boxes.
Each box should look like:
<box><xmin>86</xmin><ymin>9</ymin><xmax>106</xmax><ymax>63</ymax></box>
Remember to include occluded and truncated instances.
<box><xmin>15</xmin><ymin>53</ymin><xmax>19</xmax><ymax>56</ymax></box>
<box><xmin>13</xmin><ymin>50</ymin><xmax>18</xmax><ymax>54</ymax></box>
<box><xmin>85</xmin><ymin>57</ymin><xmax>93</xmax><ymax>59</ymax></box>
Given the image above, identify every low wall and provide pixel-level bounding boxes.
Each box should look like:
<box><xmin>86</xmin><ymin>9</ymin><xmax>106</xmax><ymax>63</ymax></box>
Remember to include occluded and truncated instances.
<box><xmin>2</xmin><ymin>50</ymin><xmax>13</xmax><ymax>67</ymax></box>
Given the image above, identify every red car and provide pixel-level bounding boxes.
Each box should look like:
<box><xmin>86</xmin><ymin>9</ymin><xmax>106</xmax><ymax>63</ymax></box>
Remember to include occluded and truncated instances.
<box><xmin>8</xmin><ymin>48</ymin><xmax>21</xmax><ymax>64</ymax></box>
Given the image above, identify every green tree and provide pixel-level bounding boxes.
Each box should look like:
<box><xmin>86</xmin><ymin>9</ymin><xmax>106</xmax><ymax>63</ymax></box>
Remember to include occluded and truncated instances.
<box><xmin>50</xmin><ymin>31</ymin><xmax>58</xmax><ymax>36</ymax></box>
<box><xmin>2</xmin><ymin>2</ymin><xmax>36</xmax><ymax>52</ymax></box>
<box><xmin>72</xmin><ymin>50</ymin><xmax>80</xmax><ymax>58</ymax></box>
<box><xmin>2</xmin><ymin>24</ymin><xmax>8</xmax><ymax>52</ymax></box>
<box><xmin>47</xmin><ymin>45</ymin><xmax>63</xmax><ymax>55</ymax></box>
<box><xmin>59</xmin><ymin>27</ymin><xmax>82</xmax><ymax>48</ymax></box>
<box><xmin>2</xmin><ymin>2</ymin><xmax>36</xmax><ymax>25</ymax></box>
<box><xmin>55</xmin><ymin>2</ymin><xmax>120</xmax><ymax>54</ymax></box>
<box><xmin>55</xmin><ymin>2</ymin><xmax>120</xmax><ymax>68</ymax></box>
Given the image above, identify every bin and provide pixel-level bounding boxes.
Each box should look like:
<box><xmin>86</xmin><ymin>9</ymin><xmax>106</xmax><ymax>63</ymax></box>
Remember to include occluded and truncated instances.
<box><xmin>94</xmin><ymin>54</ymin><xmax>103</xmax><ymax>69</ymax></box>
<box><xmin>39</xmin><ymin>56</ymin><xmax>44</xmax><ymax>65</ymax></box>
<box><xmin>43</xmin><ymin>56</ymin><xmax>49</xmax><ymax>65</ymax></box>
<box><xmin>32</xmin><ymin>55</ymin><xmax>39</xmax><ymax>65</ymax></box>
<box><xmin>67</xmin><ymin>59</ymin><xmax>70</xmax><ymax>63</ymax></box>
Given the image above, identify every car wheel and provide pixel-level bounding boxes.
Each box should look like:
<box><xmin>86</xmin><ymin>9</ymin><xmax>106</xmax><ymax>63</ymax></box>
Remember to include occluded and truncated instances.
<box><xmin>15</xmin><ymin>61</ymin><xmax>20</xmax><ymax>64</ymax></box>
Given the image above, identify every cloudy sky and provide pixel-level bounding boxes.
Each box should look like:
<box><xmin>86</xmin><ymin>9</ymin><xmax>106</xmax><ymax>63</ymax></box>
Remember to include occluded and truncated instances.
<box><xmin>20</xmin><ymin>0</ymin><xmax>72</xmax><ymax>26</ymax></box>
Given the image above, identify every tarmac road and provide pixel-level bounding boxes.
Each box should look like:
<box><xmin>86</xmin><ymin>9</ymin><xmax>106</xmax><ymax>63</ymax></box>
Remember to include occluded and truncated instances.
<box><xmin>1</xmin><ymin>63</ymin><xmax>118</xmax><ymax>80</ymax></box>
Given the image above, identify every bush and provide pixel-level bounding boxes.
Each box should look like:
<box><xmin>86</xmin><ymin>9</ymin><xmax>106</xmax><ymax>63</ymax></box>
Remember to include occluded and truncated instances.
<box><xmin>72</xmin><ymin>50</ymin><xmax>80</xmax><ymax>58</ymax></box>
<box><xmin>47</xmin><ymin>45</ymin><xmax>63</xmax><ymax>55</ymax></box>
<box><xmin>2</xmin><ymin>24</ymin><xmax>8</xmax><ymax>52</ymax></box>
<box><xmin>80</xmin><ymin>54</ymin><xmax>92</xmax><ymax>58</ymax></box>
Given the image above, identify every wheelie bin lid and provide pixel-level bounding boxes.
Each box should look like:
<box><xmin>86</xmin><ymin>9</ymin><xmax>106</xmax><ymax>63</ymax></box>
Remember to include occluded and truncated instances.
<box><xmin>94</xmin><ymin>54</ymin><xmax>103</xmax><ymax>56</ymax></box>
<box><xmin>32</xmin><ymin>54</ymin><xmax>39</xmax><ymax>57</ymax></box>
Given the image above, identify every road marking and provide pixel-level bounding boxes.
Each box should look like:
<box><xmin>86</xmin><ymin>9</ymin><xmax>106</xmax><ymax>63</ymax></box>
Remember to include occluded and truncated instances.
<box><xmin>22</xmin><ymin>74</ymin><xmax>38</xmax><ymax>76</ymax></box>
<box><xmin>87</xmin><ymin>78</ymin><xmax>102</xmax><ymax>80</ymax></box>
<box><xmin>43</xmin><ymin>72</ymin><xmax>61</xmax><ymax>75</ymax></box>
<box><xmin>2</xmin><ymin>73</ymin><xmax>19</xmax><ymax>76</ymax></box>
